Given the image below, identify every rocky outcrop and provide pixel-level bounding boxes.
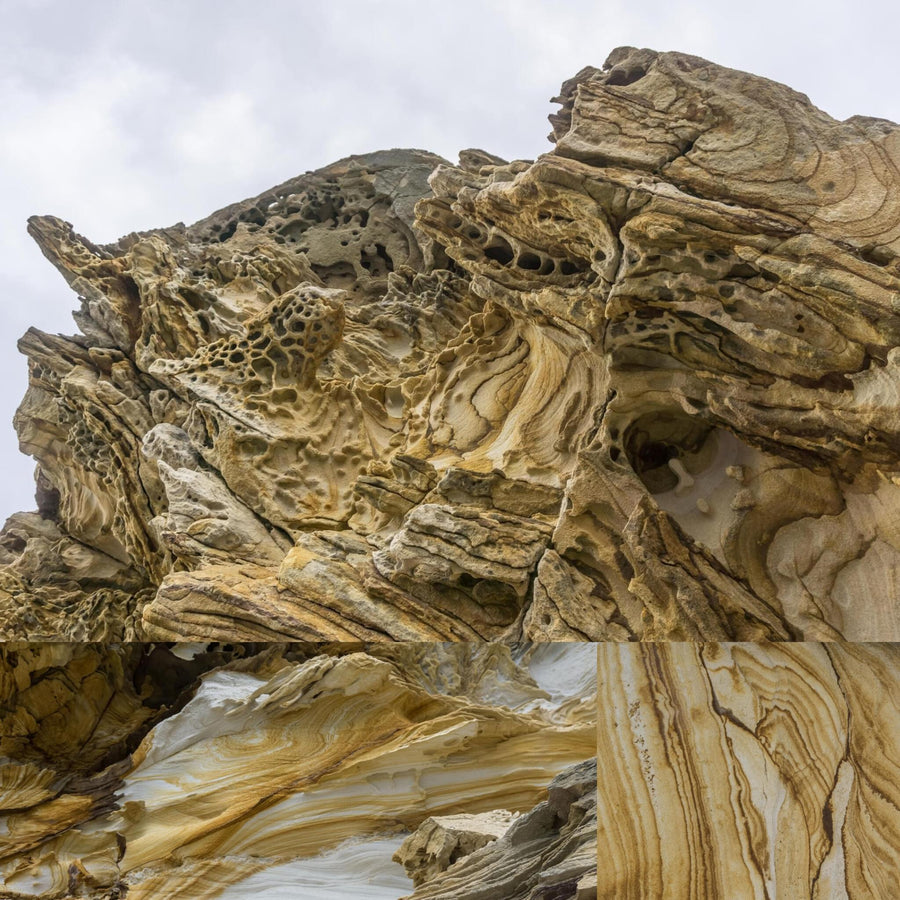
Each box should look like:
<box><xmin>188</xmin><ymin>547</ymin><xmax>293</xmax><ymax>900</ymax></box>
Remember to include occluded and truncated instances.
<box><xmin>401</xmin><ymin>759</ymin><xmax>597</xmax><ymax>900</ymax></box>
<box><xmin>595</xmin><ymin>642</ymin><xmax>900</xmax><ymax>899</ymax></box>
<box><xmin>393</xmin><ymin>809</ymin><xmax>517</xmax><ymax>886</ymax></box>
<box><xmin>0</xmin><ymin>642</ymin><xmax>596</xmax><ymax>899</ymax></box>
<box><xmin>3</xmin><ymin>48</ymin><xmax>900</xmax><ymax>640</ymax></box>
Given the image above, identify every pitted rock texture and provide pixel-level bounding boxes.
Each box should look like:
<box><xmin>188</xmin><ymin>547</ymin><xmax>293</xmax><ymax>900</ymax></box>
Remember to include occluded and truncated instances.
<box><xmin>595</xmin><ymin>642</ymin><xmax>900</xmax><ymax>899</ymax></box>
<box><xmin>0</xmin><ymin>642</ymin><xmax>596</xmax><ymax>899</ymax></box>
<box><xmin>3</xmin><ymin>49</ymin><xmax>900</xmax><ymax>640</ymax></box>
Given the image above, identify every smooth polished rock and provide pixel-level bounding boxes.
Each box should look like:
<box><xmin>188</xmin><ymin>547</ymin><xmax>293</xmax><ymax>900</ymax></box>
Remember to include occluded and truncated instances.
<box><xmin>595</xmin><ymin>642</ymin><xmax>900</xmax><ymax>899</ymax></box>
<box><xmin>0</xmin><ymin>642</ymin><xmax>596</xmax><ymax>899</ymax></box>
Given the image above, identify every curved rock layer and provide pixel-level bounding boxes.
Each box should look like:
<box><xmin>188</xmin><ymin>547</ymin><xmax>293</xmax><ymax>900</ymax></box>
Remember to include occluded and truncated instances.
<box><xmin>595</xmin><ymin>642</ymin><xmax>900</xmax><ymax>899</ymax></box>
<box><xmin>3</xmin><ymin>47</ymin><xmax>900</xmax><ymax>640</ymax></box>
<box><xmin>0</xmin><ymin>642</ymin><xmax>597</xmax><ymax>899</ymax></box>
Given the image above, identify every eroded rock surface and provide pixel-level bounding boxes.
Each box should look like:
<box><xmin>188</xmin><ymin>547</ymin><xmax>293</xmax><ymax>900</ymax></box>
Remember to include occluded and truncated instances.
<box><xmin>401</xmin><ymin>758</ymin><xmax>597</xmax><ymax>900</ymax></box>
<box><xmin>596</xmin><ymin>642</ymin><xmax>900</xmax><ymax>899</ymax></box>
<box><xmin>4</xmin><ymin>49</ymin><xmax>900</xmax><ymax>640</ymax></box>
<box><xmin>0</xmin><ymin>642</ymin><xmax>596</xmax><ymax>899</ymax></box>
<box><xmin>393</xmin><ymin>809</ymin><xmax>517</xmax><ymax>886</ymax></box>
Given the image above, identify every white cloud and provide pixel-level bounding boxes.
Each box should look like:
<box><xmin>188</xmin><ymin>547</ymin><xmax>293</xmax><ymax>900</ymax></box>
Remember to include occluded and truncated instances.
<box><xmin>1</xmin><ymin>61</ymin><xmax>154</xmax><ymax>228</ymax></box>
<box><xmin>170</xmin><ymin>90</ymin><xmax>271</xmax><ymax>176</ymax></box>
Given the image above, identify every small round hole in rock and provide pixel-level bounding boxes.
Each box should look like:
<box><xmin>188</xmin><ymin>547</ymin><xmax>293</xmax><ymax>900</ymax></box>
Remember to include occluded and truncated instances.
<box><xmin>516</xmin><ymin>252</ymin><xmax>541</xmax><ymax>271</ymax></box>
<box><xmin>484</xmin><ymin>239</ymin><xmax>514</xmax><ymax>266</ymax></box>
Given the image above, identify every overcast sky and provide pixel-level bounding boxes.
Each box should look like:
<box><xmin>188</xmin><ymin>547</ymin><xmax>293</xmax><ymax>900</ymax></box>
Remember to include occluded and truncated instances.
<box><xmin>2</xmin><ymin>0</ymin><xmax>898</xmax><ymax>522</ymax></box>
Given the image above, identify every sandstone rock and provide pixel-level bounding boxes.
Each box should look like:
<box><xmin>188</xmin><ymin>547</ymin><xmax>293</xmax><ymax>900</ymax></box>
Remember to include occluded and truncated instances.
<box><xmin>393</xmin><ymin>809</ymin><xmax>517</xmax><ymax>885</ymax></box>
<box><xmin>402</xmin><ymin>758</ymin><xmax>597</xmax><ymax>900</ymax></box>
<box><xmin>595</xmin><ymin>642</ymin><xmax>900</xmax><ymax>899</ymax></box>
<box><xmin>0</xmin><ymin>643</ymin><xmax>596</xmax><ymax>899</ymax></box>
<box><xmin>3</xmin><ymin>50</ymin><xmax>900</xmax><ymax>639</ymax></box>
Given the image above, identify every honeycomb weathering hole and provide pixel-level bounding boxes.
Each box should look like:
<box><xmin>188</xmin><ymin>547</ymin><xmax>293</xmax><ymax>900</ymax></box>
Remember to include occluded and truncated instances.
<box><xmin>624</xmin><ymin>411</ymin><xmax>718</xmax><ymax>494</ymax></box>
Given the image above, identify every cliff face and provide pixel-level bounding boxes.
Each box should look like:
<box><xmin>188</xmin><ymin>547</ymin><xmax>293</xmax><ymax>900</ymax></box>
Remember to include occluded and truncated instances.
<box><xmin>0</xmin><ymin>642</ymin><xmax>597</xmax><ymax>899</ymax></box>
<box><xmin>3</xmin><ymin>46</ymin><xmax>900</xmax><ymax>642</ymax></box>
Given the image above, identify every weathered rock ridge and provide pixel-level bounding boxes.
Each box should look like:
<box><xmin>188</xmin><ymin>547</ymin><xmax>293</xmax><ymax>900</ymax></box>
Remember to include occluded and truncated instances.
<box><xmin>0</xmin><ymin>642</ymin><xmax>596</xmax><ymax>899</ymax></box>
<box><xmin>3</xmin><ymin>47</ymin><xmax>900</xmax><ymax>640</ymax></box>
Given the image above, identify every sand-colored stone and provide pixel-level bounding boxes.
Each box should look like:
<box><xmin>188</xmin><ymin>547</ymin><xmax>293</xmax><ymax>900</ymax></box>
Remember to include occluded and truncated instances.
<box><xmin>403</xmin><ymin>758</ymin><xmax>597</xmax><ymax>899</ymax></box>
<box><xmin>3</xmin><ymin>49</ymin><xmax>900</xmax><ymax>640</ymax></box>
<box><xmin>595</xmin><ymin>642</ymin><xmax>900</xmax><ymax>899</ymax></box>
<box><xmin>0</xmin><ymin>643</ymin><xmax>596</xmax><ymax>899</ymax></box>
<box><xmin>393</xmin><ymin>809</ymin><xmax>516</xmax><ymax>885</ymax></box>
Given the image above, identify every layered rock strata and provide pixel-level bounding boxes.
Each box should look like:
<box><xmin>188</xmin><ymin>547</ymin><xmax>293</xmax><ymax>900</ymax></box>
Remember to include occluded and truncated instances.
<box><xmin>3</xmin><ymin>47</ymin><xmax>900</xmax><ymax>640</ymax></box>
<box><xmin>595</xmin><ymin>642</ymin><xmax>900</xmax><ymax>899</ymax></box>
<box><xmin>0</xmin><ymin>642</ymin><xmax>596</xmax><ymax>899</ymax></box>
<box><xmin>399</xmin><ymin>759</ymin><xmax>597</xmax><ymax>900</ymax></box>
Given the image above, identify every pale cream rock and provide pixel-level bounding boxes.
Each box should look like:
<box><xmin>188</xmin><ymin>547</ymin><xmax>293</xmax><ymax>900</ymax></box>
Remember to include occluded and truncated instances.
<box><xmin>393</xmin><ymin>810</ymin><xmax>517</xmax><ymax>885</ymax></box>
<box><xmin>402</xmin><ymin>758</ymin><xmax>597</xmax><ymax>900</ymax></box>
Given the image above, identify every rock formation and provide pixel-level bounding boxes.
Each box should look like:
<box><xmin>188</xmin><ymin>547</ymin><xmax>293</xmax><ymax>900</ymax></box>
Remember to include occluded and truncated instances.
<box><xmin>595</xmin><ymin>642</ymin><xmax>900</xmax><ymax>899</ymax></box>
<box><xmin>0</xmin><ymin>642</ymin><xmax>597</xmax><ymax>899</ymax></box>
<box><xmin>399</xmin><ymin>759</ymin><xmax>597</xmax><ymax>900</ymax></box>
<box><xmin>2</xmin><ymin>47</ymin><xmax>900</xmax><ymax>640</ymax></box>
<box><xmin>394</xmin><ymin>809</ymin><xmax>518</xmax><ymax>886</ymax></box>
